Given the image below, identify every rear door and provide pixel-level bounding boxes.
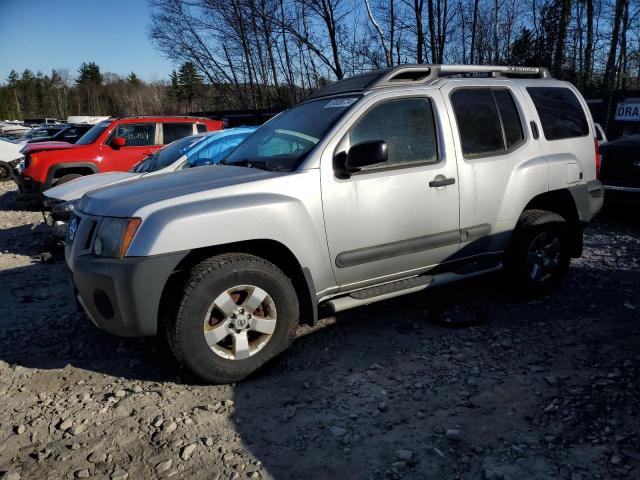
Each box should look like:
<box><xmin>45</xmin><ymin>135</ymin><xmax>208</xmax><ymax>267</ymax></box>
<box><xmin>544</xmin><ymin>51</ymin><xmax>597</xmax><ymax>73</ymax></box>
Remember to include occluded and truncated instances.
<box><xmin>102</xmin><ymin>122</ymin><xmax>159</xmax><ymax>171</ymax></box>
<box><xmin>440</xmin><ymin>80</ymin><xmax>546</xmax><ymax>255</ymax></box>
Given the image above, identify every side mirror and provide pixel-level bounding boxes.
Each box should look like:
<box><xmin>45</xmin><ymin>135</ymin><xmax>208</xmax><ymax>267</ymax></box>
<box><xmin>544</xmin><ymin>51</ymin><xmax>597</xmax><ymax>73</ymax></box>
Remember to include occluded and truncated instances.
<box><xmin>334</xmin><ymin>140</ymin><xmax>388</xmax><ymax>178</ymax></box>
<box><xmin>113</xmin><ymin>137</ymin><xmax>126</xmax><ymax>148</ymax></box>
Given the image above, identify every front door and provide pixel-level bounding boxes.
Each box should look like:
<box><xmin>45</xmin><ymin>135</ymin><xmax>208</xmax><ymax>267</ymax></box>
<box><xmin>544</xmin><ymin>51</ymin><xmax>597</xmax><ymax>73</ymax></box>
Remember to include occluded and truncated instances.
<box><xmin>102</xmin><ymin>122</ymin><xmax>159</xmax><ymax>171</ymax></box>
<box><xmin>320</xmin><ymin>91</ymin><xmax>460</xmax><ymax>290</ymax></box>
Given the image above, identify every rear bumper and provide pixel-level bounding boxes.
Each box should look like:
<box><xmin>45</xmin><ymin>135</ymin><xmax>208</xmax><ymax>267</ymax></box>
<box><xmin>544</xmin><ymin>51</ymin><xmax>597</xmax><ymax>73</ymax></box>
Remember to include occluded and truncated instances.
<box><xmin>587</xmin><ymin>180</ymin><xmax>604</xmax><ymax>218</ymax></box>
<box><xmin>569</xmin><ymin>180</ymin><xmax>604</xmax><ymax>221</ymax></box>
<box><xmin>67</xmin><ymin>251</ymin><xmax>188</xmax><ymax>336</ymax></box>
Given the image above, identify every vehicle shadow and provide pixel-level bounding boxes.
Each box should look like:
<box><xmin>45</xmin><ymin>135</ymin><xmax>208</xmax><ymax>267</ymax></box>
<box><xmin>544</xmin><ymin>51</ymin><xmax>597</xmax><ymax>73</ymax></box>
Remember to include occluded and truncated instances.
<box><xmin>0</xmin><ymin>188</ymin><xmax>42</xmax><ymax>212</ymax></box>
<box><xmin>229</xmin><ymin>260</ymin><xmax>640</xmax><ymax>479</ymax></box>
<box><xmin>0</xmin><ymin>223</ymin><xmax>61</xmax><ymax>258</ymax></box>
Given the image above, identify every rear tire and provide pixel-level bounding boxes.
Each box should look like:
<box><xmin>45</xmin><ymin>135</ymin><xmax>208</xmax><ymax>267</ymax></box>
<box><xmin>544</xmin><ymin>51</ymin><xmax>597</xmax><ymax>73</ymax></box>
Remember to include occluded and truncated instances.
<box><xmin>53</xmin><ymin>173</ymin><xmax>83</xmax><ymax>186</ymax></box>
<box><xmin>505</xmin><ymin>209</ymin><xmax>571</xmax><ymax>297</ymax></box>
<box><xmin>168</xmin><ymin>253</ymin><xmax>299</xmax><ymax>383</ymax></box>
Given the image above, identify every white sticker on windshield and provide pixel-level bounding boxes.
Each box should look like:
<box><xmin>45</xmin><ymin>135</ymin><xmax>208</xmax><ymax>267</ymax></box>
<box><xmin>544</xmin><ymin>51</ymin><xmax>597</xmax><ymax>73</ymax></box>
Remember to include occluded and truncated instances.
<box><xmin>324</xmin><ymin>98</ymin><xmax>358</xmax><ymax>109</ymax></box>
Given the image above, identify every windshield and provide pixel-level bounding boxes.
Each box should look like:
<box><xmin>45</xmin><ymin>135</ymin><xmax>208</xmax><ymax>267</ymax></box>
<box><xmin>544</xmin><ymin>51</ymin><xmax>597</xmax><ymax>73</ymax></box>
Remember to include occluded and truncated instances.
<box><xmin>75</xmin><ymin>120</ymin><xmax>111</xmax><ymax>145</ymax></box>
<box><xmin>223</xmin><ymin>96</ymin><xmax>360</xmax><ymax>171</ymax></box>
<box><xmin>133</xmin><ymin>135</ymin><xmax>203</xmax><ymax>173</ymax></box>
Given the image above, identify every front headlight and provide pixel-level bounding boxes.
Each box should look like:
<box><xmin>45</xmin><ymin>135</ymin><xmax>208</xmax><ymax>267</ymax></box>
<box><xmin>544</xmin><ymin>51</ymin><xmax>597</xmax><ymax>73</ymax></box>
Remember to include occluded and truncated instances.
<box><xmin>51</xmin><ymin>200</ymin><xmax>77</xmax><ymax>214</ymax></box>
<box><xmin>93</xmin><ymin>217</ymin><xmax>142</xmax><ymax>258</ymax></box>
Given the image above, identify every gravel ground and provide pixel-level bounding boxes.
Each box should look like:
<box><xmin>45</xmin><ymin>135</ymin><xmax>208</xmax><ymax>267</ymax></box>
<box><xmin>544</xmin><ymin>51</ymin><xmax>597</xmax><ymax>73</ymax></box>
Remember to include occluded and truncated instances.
<box><xmin>0</xmin><ymin>180</ymin><xmax>639</xmax><ymax>480</ymax></box>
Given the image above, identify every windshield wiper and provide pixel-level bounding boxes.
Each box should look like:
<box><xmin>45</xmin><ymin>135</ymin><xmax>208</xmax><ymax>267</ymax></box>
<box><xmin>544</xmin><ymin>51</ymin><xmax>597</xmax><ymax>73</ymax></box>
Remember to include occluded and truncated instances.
<box><xmin>220</xmin><ymin>158</ymin><xmax>269</xmax><ymax>170</ymax></box>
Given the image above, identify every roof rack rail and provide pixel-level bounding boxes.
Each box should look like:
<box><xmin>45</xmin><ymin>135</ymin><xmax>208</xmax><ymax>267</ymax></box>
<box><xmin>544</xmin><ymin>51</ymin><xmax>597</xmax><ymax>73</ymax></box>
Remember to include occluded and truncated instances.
<box><xmin>311</xmin><ymin>64</ymin><xmax>552</xmax><ymax>99</ymax></box>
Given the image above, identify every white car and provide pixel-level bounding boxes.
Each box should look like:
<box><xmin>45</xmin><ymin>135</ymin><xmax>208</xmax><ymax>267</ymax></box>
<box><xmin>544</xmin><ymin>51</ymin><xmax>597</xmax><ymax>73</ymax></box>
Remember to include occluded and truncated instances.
<box><xmin>43</xmin><ymin>126</ymin><xmax>257</xmax><ymax>235</ymax></box>
<box><xmin>0</xmin><ymin>138</ymin><xmax>26</xmax><ymax>180</ymax></box>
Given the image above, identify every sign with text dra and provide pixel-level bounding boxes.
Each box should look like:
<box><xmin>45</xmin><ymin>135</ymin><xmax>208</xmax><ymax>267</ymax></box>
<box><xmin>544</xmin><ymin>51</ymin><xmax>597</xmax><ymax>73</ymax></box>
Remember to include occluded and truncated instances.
<box><xmin>615</xmin><ymin>102</ymin><xmax>640</xmax><ymax>121</ymax></box>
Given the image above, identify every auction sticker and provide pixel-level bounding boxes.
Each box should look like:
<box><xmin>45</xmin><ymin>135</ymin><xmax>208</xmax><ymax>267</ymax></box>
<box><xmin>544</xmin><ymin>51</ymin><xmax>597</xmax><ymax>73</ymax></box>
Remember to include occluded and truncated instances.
<box><xmin>324</xmin><ymin>98</ymin><xmax>358</xmax><ymax>108</ymax></box>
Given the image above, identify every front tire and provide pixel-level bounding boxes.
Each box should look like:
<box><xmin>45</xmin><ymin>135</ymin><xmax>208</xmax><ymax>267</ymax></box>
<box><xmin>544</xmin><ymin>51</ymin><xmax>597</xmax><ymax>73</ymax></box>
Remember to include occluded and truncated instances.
<box><xmin>0</xmin><ymin>161</ymin><xmax>13</xmax><ymax>182</ymax></box>
<box><xmin>53</xmin><ymin>173</ymin><xmax>83</xmax><ymax>186</ymax></box>
<box><xmin>168</xmin><ymin>253</ymin><xmax>299</xmax><ymax>383</ymax></box>
<box><xmin>506</xmin><ymin>209</ymin><xmax>571</xmax><ymax>297</ymax></box>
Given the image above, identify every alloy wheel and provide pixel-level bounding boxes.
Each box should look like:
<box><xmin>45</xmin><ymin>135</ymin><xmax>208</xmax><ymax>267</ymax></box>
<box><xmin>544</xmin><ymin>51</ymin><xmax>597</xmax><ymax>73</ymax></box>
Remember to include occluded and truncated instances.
<box><xmin>526</xmin><ymin>231</ymin><xmax>561</xmax><ymax>283</ymax></box>
<box><xmin>203</xmin><ymin>285</ymin><xmax>277</xmax><ymax>360</ymax></box>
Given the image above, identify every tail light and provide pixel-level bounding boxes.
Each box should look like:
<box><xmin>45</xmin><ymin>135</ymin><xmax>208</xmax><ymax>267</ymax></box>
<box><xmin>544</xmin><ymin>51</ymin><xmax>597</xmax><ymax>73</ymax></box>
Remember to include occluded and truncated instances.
<box><xmin>594</xmin><ymin>138</ymin><xmax>600</xmax><ymax>179</ymax></box>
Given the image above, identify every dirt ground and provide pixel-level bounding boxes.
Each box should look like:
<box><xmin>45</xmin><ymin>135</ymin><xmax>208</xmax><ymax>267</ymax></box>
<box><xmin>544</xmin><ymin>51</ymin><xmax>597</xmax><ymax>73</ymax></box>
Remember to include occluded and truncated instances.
<box><xmin>0</xmin><ymin>180</ymin><xmax>638</xmax><ymax>480</ymax></box>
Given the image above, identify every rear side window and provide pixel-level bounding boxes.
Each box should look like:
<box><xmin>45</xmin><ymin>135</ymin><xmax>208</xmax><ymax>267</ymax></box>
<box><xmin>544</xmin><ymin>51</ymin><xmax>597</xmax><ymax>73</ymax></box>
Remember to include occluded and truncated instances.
<box><xmin>451</xmin><ymin>88</ymin><xmax>524</xmax><ymax>157</ymax></box>
<box><xmin>163</xmin><ymin>123</ymin><xmax>194</xmax><ymax>143</ymax></box>
<box><xmin>348</xmin><ymin>97</ymin><xmax>438</xmax><ymax>169</ymax></box>
<box><xmin>196</xmin><ymin>123</ymin><xmax>207</xmax><ymax>133</ymax></box>
<box><xmin>527</xmin><ymin>87</ymin><xmax>589</xmax><ymax>140</ymax></box>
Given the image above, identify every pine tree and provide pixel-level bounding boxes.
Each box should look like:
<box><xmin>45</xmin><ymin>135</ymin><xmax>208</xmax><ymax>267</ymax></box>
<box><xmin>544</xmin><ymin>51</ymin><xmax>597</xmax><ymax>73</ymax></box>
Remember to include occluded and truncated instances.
<box><xmin>76</xmin><ymin>62</ymin><xmax>103</xmax><ymax>86</ymax></box>
<box><xmin>127</xmin><ymin>71</ymin><xmax>141</xmax><ymax>86</ymax></box>
<box><xmin>177</xmin><ymin>62</ymin><xmax>203</xmax><ymax>112</ymax></box>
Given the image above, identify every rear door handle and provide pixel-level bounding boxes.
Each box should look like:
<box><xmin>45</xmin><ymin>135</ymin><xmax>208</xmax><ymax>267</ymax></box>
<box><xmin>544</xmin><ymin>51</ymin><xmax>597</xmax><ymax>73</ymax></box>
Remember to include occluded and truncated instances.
<box><xmin>530</xmin><ymin>120</ymin><xmax>540</xmax><ymax>139</ymax></box>
<box><xmin>429</xmin><ymin>177</ymin><xmax>456</xmax><ymax>188</ymax></box>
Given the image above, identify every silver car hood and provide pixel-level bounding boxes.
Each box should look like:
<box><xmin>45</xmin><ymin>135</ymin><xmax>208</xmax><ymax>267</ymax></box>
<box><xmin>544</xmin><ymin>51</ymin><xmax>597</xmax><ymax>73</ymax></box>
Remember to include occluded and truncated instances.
<box><xmin>78</xmin><ymin>166</ymin><xmax>280</xmax><ymax>217</ymax></box>
<box><xmin>44</xmin><ymin>172</ymin><xmax>142</xmax><ymax>202</ymax></box>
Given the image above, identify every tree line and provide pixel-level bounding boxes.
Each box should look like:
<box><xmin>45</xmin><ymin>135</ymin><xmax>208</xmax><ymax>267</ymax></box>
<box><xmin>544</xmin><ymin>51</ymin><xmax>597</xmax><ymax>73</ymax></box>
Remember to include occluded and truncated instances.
<box><xmin>0</xmin><ymin>61</ymin><xmax>205</xmax><ymax>120</ymax></box>
<box><xmin>1</xmin><ymin>0</ymin><xmax>638</xmax><ymax>120</ymax></box>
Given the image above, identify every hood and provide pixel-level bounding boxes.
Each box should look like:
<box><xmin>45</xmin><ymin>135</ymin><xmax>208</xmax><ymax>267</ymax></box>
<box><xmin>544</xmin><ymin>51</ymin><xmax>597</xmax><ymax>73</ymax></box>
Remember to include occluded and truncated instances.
<box><xmin>21</xmin><ymin>141</ymin><xmax>80</xmax><ymax>154</ymax></box>
<box><xmin>43</xmin><ymin>171</ymin><xmax>142</xmax><ymax>202</ymax></box>
<box><xmin>79</xmin><ymin>165</ymin><xmax>281</xmax><ymax>217</ymax></box>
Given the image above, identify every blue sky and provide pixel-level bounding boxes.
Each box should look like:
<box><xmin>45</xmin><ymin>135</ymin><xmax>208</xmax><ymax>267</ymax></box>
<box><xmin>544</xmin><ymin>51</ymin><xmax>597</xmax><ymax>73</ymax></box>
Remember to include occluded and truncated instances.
<box><xmin>0</xmin><ymin>0</ymin><xmax>174</xmax><ymax>82</ymax></box>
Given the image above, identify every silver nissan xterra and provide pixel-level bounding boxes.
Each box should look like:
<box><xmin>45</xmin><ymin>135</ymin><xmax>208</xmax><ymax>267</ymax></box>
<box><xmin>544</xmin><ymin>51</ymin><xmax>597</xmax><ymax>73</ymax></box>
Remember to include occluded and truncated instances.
<box><xmin>66</xmin><ymin>65</ymin><xmax>604</xmax><ymax>383</ymax></box>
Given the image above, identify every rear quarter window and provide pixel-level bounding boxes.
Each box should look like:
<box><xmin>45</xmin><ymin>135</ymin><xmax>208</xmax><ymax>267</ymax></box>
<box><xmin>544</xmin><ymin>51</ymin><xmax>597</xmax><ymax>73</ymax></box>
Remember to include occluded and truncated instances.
<box><xmin>527</xmin><ymin>87</ymin><xmax>589</xmax><ymax>140</ymax></box>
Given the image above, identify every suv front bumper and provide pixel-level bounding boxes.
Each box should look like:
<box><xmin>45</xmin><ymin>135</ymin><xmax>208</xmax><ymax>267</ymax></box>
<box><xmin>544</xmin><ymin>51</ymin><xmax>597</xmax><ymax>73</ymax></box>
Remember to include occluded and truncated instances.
<box><xmin>67</xmin><ymin>252</ymin><xmax>187</xmax><ymax>336</ymax></box>
<box><xmin>65</xmin><ymin>211</ymin><xmax>188</xmax><ymax>336</ymax></box>
<box><xmin>14</xmin><ymin>174</ymin><xmax>44</xmax><ymax>198</ymax></box>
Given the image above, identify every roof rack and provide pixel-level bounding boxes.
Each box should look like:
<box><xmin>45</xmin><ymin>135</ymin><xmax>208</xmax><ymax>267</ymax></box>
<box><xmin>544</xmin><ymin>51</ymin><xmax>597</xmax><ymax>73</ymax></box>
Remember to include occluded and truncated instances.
<box><xmin>311</xmin><ymin>64</ymin><xmax>552</xmax><ymax>99</ymax></box>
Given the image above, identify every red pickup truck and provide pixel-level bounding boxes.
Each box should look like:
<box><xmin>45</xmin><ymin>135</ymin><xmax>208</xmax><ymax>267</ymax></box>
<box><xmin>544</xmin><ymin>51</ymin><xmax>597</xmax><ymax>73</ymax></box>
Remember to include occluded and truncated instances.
<box><xmin>16</xmin><ymin>116</ymin><xmax>223</xmax><ymax>197</ymax></box>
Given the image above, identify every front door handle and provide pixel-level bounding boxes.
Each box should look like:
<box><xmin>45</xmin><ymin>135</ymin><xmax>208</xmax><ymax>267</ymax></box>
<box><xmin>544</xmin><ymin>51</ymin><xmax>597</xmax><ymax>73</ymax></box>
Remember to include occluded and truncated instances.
<box><xmin>429</xmin><ymin>176</ymin><xmax>456</xmax><ymax>188</ymax></box>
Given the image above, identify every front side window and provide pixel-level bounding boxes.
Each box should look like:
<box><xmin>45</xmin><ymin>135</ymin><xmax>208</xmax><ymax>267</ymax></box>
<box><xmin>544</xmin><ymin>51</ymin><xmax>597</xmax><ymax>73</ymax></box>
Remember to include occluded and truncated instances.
<box><xmin>348</xmin><ymin>97</ymin><xmax>438</xmax><ymax>170</ymax></box>
<box><xmin>224</xmin><ymin>96</ymin><xmax>359</xmax><ymax>171</ymax></box>
<box><xmin>133</xmin><ymin>135</ymin><xmax>202</xmax><ymax>173</ymax></box>
<box><xmin>112</xmin><ymin>123</ymin><xmax>156</xmax><ymax>146</ymax></box>
<box><xmin>163</xmin><ymin>123</ymin><xmax>194</xmax><ymax>144</ymax></box>
<box><xmin>527</xmin><ymin>87</ymin><xmax>589</xmax><ymax>140</ymax></box>
<box><xmin>451</xmin><ymin>88</ymin><xmax>524</xmax><ymax>157</ymax></box>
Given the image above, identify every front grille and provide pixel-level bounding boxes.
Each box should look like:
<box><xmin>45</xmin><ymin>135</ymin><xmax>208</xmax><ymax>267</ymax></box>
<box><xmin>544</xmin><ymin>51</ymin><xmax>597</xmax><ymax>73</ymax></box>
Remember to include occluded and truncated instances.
<box><xmin>83</xmin><ymin>220</ymin><xmax>97</xmax><ymax>250</ymax></box>
<box><xmin>600</xmin><ymin>148</ymin><xmax>640</xmax><ymax>188</ymax></box>
<box><xmin>68</xmin><ymin>212</ymin><xmax>101</xmax><ymax>254</ymax></box>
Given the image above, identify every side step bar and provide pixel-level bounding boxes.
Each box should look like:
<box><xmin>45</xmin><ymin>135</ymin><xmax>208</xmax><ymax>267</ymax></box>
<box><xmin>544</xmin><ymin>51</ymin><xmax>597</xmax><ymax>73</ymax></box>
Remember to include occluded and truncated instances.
<box><xmin>323</xmin><ymin>263</ymin><xmax>502</xmax><ymax>314</ymax></box>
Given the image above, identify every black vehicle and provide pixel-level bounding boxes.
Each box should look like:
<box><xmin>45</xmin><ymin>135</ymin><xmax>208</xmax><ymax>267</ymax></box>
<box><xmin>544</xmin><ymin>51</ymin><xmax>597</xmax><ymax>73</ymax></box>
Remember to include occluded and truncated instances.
<box><xmin>26</xmin><ymin>124</ymin><xmax>94</xmax><ymax>144</ymax></box>
<box><xmin>600</xmin><ymin>134</ymin><xmax>640</xmax><ymax>195</ymax></box>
